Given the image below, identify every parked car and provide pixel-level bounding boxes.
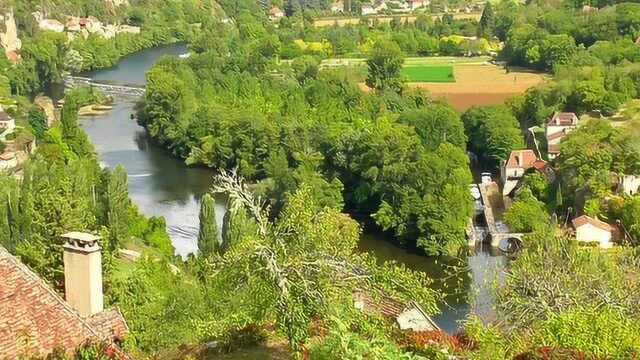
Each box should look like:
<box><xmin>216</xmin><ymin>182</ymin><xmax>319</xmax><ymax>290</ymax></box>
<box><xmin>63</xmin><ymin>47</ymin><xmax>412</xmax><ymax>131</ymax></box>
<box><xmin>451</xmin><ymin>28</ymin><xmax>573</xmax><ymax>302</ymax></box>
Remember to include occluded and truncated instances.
<box><xmin>481</xmin><ymin>172</ymin><xmax>492</xmax><ymax>184</ymax></box>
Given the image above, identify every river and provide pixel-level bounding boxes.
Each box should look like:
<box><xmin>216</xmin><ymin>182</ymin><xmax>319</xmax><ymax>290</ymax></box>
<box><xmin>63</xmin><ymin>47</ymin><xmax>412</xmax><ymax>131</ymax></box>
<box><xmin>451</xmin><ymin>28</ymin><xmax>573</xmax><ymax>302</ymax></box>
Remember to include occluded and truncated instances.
<box><xmin>76</xmin><ymin>43</ymin><xmax>505</xmax><ymax>334</ymax></box>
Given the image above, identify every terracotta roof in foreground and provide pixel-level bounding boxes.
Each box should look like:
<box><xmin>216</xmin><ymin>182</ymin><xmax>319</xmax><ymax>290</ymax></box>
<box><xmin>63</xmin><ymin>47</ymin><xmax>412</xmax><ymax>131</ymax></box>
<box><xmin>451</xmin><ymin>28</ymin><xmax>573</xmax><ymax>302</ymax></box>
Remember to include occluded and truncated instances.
<box><xmin>0</xmin><ymin>247</ymin><xmax>128</xmax><ymax>358</ymax></box>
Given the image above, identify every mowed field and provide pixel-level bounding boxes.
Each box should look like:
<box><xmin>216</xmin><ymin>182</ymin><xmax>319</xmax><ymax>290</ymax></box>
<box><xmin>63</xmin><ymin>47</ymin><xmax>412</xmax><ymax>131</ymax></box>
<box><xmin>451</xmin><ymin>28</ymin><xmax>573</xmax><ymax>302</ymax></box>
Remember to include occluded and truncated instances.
<box><xmin>401</xmin><ymin>65</ymin><xmax>455</xmax><ymax>82</ymax></box>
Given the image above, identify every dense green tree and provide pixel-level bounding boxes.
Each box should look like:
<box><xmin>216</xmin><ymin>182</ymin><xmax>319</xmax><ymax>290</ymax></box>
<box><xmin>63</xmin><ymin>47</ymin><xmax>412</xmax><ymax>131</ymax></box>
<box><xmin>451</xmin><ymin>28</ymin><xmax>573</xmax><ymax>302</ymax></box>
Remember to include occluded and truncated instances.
<box><xmin>504</xmin><ymin>188</ymin><xmax>550</xmax><ymax>233</ymax></box>
<box><xmin>106</xmin><ymin>166</ymin><xmax>130</xmax><ymax>251</ymax></box>
<box><xmin>365</xmin><ymin>39</ymin><xmax>405</xmax><ymax>93</ymax></box>
<box><xmin>462</xmin><ymin>106</ymin><xmax>524</xmax><ymax>169</ymax></box>
<box><xmin>398</xmin><ymin>104</ymin><xmax>467</xmax><ymax>151</ymax></box>
<box><xmin>197</xmin><ymin>193</ymin><xmax>220</xmax><ymax>257</ymax></box>
<box><xmin>27</xmin><ymin>108</ymin><xmax>48</xmax><ymax>140</ymax></box>
<box><xmin>478</xmin><ymin>1</ymin><xmax>495</xmax><ymax>39</ymax></box>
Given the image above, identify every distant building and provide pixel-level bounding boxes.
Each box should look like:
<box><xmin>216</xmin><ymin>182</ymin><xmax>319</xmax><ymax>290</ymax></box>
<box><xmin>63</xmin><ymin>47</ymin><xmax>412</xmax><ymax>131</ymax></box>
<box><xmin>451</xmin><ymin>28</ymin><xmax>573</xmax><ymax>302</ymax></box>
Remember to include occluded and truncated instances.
<box><xmin>0</xmin><ymin>232</ymin><xmax>128</xmax><ymax>357</ymax></box>
<box><xmin>0</xmin><ymin>108</ymin><xmax>16</xmax><ymax>132</ymax></box>
<box><xmin>269</xmin><ymin>7</ymin><xmax>285</xmax><ymax>21</ymax></box>
<box><xmin>0</xmin><ymin>151</ymin><xmax>17</xmax><ymax>170</ymax></box>
<box><xmin>546</xmin><ymin>112</ymin><xmax>579</xmax><ymax>159</ymax></box>
<box><xmin>361</xmin><ymin>4</ymin><xmax>376</xmax><ymax>15</ymax></box>
<box><xmin>38</xmin><ymin>19</ymin><xmax>65</xmax><ymax>33</ymax></box>
<box><xmin>501</xmin><ymin>149</ymin><xmax>547</xmax><ymax>196</ymax></box>
<box><xmin>619</xmin><ymin>175</ymin><xmax>640</xmax><ymax>196</ymax></box>
<box><xmin>407</xmin><ymin>0</ymin><xmax>429</xmax><ymax>10</ymax></box>
<box><xmin>572</xmin><ymin>215</ymin><xmax>613</xmax><ymax>248</ymax></box>
<box><xmin>331</xmin><ymin>1</ymin><xmax>345</xmax><ymax>13</ymax></box>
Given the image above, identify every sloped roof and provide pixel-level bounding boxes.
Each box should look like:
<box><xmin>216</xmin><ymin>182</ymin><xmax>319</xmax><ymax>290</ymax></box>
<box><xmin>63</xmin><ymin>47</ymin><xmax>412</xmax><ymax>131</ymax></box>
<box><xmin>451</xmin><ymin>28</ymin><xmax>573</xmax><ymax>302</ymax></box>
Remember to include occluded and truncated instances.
<box><xmin>532</xmin><ymin>159</ymin><xmax>548</xmax><ymax>172</ymax></box>
<box><xmin>546</xmin><ymin>129</ymin><xmax>569</xmax><ymax>142</ymax></box>
<box><xmin>572</xmin><ymin>215</ymin><xmax>612</xmax><ymax>232</ymax></box>
<box><xmin>505</xmin><ymin>149</ymin><xmax>537</xmax><ymax>169</ymax></box>
<box><xmin>0</xmin><ymin>247</ymin><xmax>127</xmax><ymax>358</ymax></box>
<box><xmin>548</xmin><ymin>112</ymin><xmax>578</xmax><ymax>126</ymax></box>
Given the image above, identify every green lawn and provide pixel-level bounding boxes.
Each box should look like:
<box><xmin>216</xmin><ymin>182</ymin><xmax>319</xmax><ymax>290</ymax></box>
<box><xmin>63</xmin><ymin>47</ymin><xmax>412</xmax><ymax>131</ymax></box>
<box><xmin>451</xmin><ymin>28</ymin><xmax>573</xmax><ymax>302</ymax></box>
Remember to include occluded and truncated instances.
<box><xmin>401</xmin><ymin>65</ymin><xmax>456</xmax><ymax>83</ymax></box>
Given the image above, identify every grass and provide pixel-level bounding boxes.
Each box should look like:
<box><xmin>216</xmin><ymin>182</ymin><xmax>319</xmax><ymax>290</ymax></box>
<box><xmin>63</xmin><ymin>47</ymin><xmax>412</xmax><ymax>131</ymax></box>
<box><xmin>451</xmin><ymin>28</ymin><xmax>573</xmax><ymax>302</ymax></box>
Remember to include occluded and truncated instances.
<box><xmin>401</xmin><ymin>65</ymin><xmax>455</xmax><ymax>83</ymax></box>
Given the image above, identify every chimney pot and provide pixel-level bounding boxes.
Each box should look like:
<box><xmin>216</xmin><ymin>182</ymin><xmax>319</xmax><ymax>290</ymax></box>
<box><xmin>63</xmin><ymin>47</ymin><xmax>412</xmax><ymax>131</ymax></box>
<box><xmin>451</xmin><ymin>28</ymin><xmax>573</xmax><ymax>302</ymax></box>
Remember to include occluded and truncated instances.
<box><xmin>62</xmin><ymin>232</ymin><xmax>103</xmax><ymax>317</ymax></box>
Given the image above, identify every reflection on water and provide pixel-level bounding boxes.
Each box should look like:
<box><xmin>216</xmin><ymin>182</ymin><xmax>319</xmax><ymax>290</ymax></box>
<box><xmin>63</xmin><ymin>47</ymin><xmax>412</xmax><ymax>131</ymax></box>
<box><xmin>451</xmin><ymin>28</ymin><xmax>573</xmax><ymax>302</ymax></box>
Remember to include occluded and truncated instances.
<box><xmin>359</xmin><ymin>233</ymin><xmax>505</xmax><ymax>333</ymax></box>
<box><xmin>77</xmin><ymin>43</ymin><xmax>506</xmax><ymax>333</ymax></box>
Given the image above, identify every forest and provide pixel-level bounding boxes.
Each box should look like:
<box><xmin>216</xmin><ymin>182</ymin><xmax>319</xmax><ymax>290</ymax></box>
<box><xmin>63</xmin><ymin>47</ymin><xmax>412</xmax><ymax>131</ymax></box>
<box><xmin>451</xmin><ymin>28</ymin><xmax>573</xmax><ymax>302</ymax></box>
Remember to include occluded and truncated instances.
<box><xmin>2</xmin><ymin>0</ymin><xmax>640</xmax><ymax>358</ymax></box>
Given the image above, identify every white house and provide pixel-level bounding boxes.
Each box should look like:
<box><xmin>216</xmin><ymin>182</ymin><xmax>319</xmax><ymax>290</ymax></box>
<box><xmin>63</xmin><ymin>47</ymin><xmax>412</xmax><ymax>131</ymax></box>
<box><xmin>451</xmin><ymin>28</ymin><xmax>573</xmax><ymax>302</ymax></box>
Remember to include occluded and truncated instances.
<box><xmin>269</xmin><ymin>7</ymin><xmax>285</xmax><ymax>21</ymax></box>
<box><xmin>546</xmin><ymin>112</ymin><xmax>579</xmax><ymax>159</ymax></box>
<box><xmin>0</xmin><ymin>109</ymin><xmax>15</xmax><ymax>133</ymax></box>
<box><xmin>407</xmin><ymin>0</ymin><xmax>429</xmax><ymax>10</ymax></box>
<box><xmin>38</xmin><ymin>19</ymin><xmax>65</xmax><ymax>33</ymax></box>
<box><xmin>619</xmin><ymin>175</ymin><xmax>640</xmax><ymax>196</ymax></box>
<box><xmin>361</xmin><ymin>4</ymin><xmax>376</xmax><ymax>15</ymax></box>
<box><xmin>572</xmin><ymin>215</ymin><xmax>613</xmax><ymax>248</ymax></box>
<box><xmin>0</xmin><ymin>152</ymin><xmax>17</xmax><ymax>170</ymax></box>
<box><xmin>331</xmin><ymin>1</ymin><xmax>344</xmax><ymax>13</ymax></box>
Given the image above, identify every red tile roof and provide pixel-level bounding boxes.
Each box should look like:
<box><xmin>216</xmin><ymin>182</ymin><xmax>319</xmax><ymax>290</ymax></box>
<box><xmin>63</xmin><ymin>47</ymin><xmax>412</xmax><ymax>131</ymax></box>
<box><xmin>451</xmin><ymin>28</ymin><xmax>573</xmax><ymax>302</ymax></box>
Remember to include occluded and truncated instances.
<box><xmin>532</xmin><ymin>159</ymin><xmax>547</xmax><ymax>172</ymax></box>
<box><xmin>572</xmin><ymin>215</ymin><xmax>612</xmax><ymax>232</ymax></box>
<box><xmin>547</xmin><ymin>112</ymin><xmax>578</xmax><ymax>126</ymax></box>
<box><xmin>87</xmin><ymin>308</ymin><xmax>129</xmax><ymax>341</ymax></box>
<box><xmin>505</xmin><ymin>149</ymin><xmax>538</xmax><ymax>169</ymax></box>
<box><xmin>0</xmin><ymin>247</ymin><xmax>128</xmax><ymax>358</ymax></box>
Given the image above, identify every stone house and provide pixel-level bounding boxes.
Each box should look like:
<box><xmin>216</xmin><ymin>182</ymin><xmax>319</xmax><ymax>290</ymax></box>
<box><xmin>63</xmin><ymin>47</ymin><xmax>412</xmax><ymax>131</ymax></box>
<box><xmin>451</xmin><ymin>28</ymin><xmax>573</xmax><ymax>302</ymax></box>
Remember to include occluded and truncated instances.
<box><xmin>501</xmin><ymin>149</ymin><xmax>549</xmax><ymax>196</ymax></box>
<box><xmin>38</xmin><ymin>19</ymin><xmax>65</xmax><ymax>33</ymax></box>
<box><xmin>0</xmin><ymin>108</ymin><xmax>15</xmax><ymax>133</ymax></box>
<box><xmin>572</xmin><ymin>215</ymin><xmax>613</xmax><ymax>248</ymax></box>
<box><xmin>269</xmin><ymin>7</ymin><xmax>284</xmax><ymax>21</ymax></box>
<box><xmin>546</xmin><ymin>112</ymin><xmax>579</xmax><ymax>159</ymax></box>
<box><xmin>0</xmin><ymin>232</ymin><xmax>128</xmax><ymax>357</ymax></box>
<box><xmin>618</xmin><ymin>174</ymin><xmax>640</xmax><ymax>196</ymax></box>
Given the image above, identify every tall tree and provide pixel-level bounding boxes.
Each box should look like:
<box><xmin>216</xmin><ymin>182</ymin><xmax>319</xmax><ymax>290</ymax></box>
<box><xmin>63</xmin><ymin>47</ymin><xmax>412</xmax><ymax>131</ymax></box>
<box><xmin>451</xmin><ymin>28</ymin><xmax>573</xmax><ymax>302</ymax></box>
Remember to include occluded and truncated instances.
<box><xmin>478</xmin><ymin>2</ymin><xmax>495</xmax><ymax>38</ymax></box>
<box><xmin>365</xmin><ymin>39</ymin><xmax>405</xmax><ymax>94</ymax></box>
<box><xmin>107</xmin><ymin>165</ymin><xmax>130</xmax><ymax>251</ymax></box>
<box><xmin>198</xmin><ymin>193</ymin><xmax>219</xmax><ymax>257</ymax></box>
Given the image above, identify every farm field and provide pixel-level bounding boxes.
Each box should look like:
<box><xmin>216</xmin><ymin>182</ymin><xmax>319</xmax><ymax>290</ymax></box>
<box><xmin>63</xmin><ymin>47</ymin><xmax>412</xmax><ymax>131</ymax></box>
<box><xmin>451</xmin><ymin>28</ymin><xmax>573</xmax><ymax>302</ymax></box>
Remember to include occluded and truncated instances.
<box><xmin>355</xmin><ymin>59</ymin><xmax>548</xmax><ymax>111</ymax></box>
<box><xmin>401</xmin><ymin>65</ymin><xmax>455</xmax><ymax>82</ymax></box>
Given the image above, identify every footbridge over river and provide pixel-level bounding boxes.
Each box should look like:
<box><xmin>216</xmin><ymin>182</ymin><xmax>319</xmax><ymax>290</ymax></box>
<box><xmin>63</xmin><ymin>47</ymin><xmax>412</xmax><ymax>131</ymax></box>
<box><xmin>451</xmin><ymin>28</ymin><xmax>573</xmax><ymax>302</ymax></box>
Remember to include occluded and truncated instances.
<box><xmin>477</xmin><ymin>182</ymin><xmax>524</xmax><ymax>248</ymax></box>
<box><xmin>64</xmin><ymin>76</ymin><xmax>146</xmax><ymax>97</ymax></box>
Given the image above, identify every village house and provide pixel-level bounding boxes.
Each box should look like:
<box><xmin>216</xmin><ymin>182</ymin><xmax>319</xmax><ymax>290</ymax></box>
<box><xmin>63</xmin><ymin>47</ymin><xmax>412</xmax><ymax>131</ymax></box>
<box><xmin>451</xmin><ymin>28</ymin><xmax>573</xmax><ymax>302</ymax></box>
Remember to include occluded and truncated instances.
<box><xmin>269</xmin><ymin>7</ymin><xmax>285</xmax><ymax>21</ymax></box>
<box><xmin>331</xmin><ymin>1</ymin><xmax>345</xmax><ymax>13</ymax></box>
<box><xmin>1</xmin><ymin>10</ymin><xmax>22</xmax><ymax>63</ymax></box>
<box><xmin>353</xmin><ymin>290</ymin><xmax>439</xmax><ymax>332</ymax></box>
<box><xmin>38</xmin><ymin>19</ymin><xmax>65</xmax><ymax>33</ymax></box>
<box><xmin>0</xmin><ymin>108</ymin><xmax>16</xmax><ymax>133</ymax></box>
<box><xmin>0</xmin><ymin>232</ymin><xmax>128</xmax><ymax>357</ymax></box>
<box><xmin>546</xmin><ymin>112</ymin><xmax>579</xmax><ymax>159</ymax></box>
<box><xmin>407</xmin><ymin>0</ymin><xmax>430</xmax><ymax>11</ymax></box>
<box><xmin>572</xmin><ymin>215</ymin><xmax>614</xmax><ymax>248</ymax></box>
<box><xmin>618</xmin><ymin>174</ymin><xmax>640</xmax><ymax>196</ymax></box>
<box><xmin>501</xmin><ymin>149</ymin><xmax>550</xmax><ymax>196</ymax></box>
<box><xmin>361</xmin><ymin>4</ymin><xmax>377</xmax><ymax>15</ymax></box>
<box><xmin>118</xmin><ymin>24</ymin><xmax>141</xmax><ymax>34</ymax></box>
<box><xmin>0</xmin><ymin>151</ymin><xmax>17</xmax><ymax>170</ymax></box>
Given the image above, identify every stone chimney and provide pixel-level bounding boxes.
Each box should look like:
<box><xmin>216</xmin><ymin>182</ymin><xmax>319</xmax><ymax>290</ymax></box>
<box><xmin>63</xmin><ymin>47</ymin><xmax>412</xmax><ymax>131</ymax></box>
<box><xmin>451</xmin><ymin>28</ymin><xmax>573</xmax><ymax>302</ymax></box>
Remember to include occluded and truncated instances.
<box><xmin>62</xmin><ymin>232</ymin><xmax>103</xmax><ymax>317</ymax></box>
